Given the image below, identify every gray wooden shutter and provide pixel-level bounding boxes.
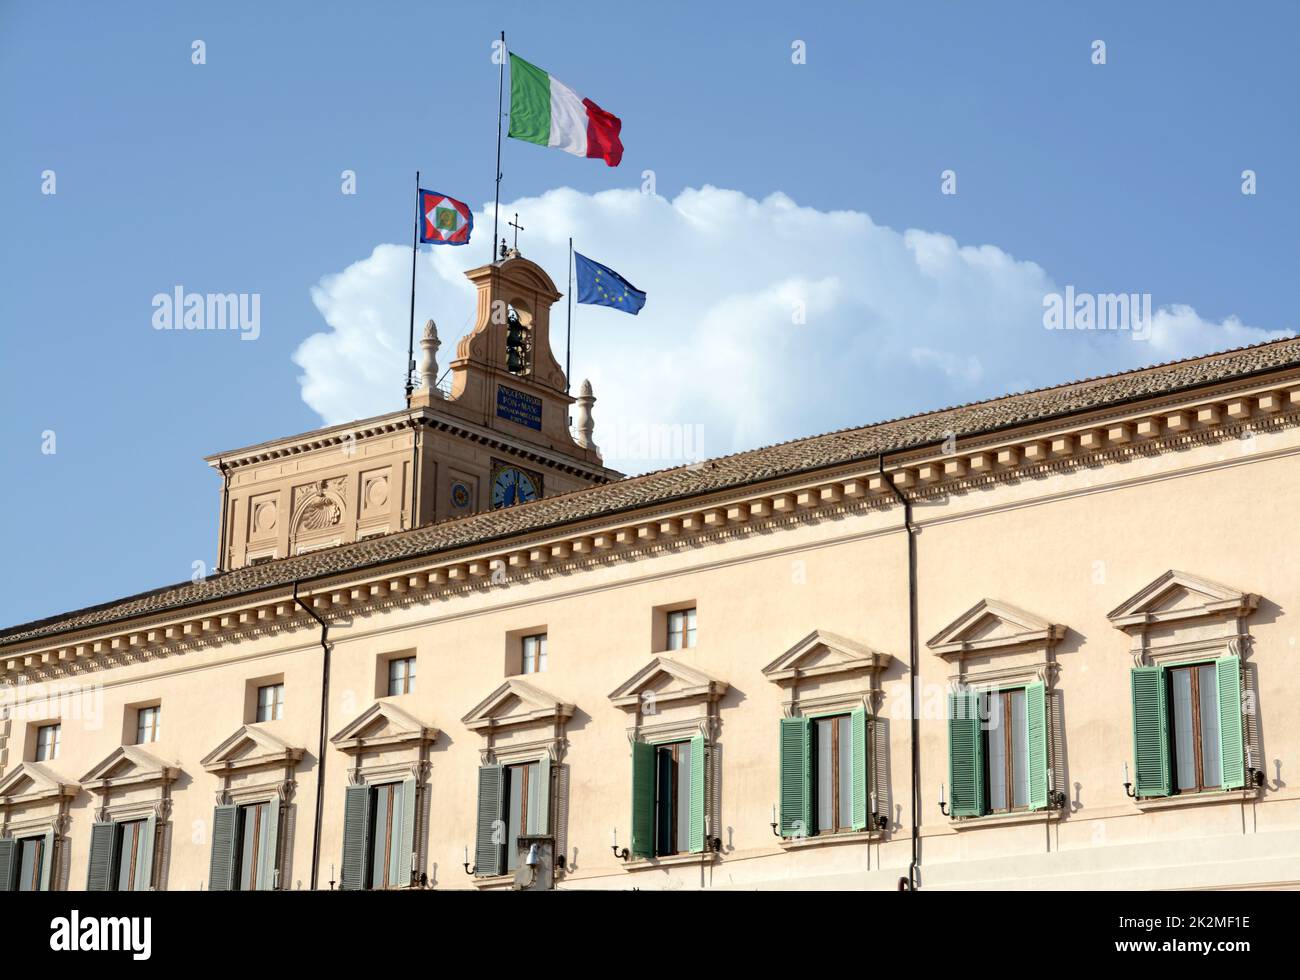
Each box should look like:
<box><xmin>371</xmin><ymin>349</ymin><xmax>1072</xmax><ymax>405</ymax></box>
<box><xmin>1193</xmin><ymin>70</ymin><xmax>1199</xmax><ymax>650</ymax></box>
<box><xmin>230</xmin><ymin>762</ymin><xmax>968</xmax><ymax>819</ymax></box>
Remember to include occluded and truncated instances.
<box><xmin>208</xmin><ymin>805</ymin><xmax>239</xmax><ymax>891</ymax></box>
<box><xmin>340</xmin><ymin>784</ymin><xmax>372</xmax><ymax>891</ymax></box>
<box><xmin>526</xmin><ymin>757</ymin><xmax>551</xmax><ymax>835</ymax></box>
<box><xmin>39</xmin><ymin>828</ymin><xmax>56</xmax><ymax>891</ymax></box>
<box><xmin>474</xmin><ymin>764</ymin><xmax>505</xmax><ymax>876</ymax></box>
<box><xmin>136</xmin><ymin>813</ymin><xmax>158</xmax><ymax>891</ymax></box>
<box><xmin>396</xmin><ymin>778</ymin><xmax>418</xmax><ymax>887</ymax></box>
<box><xmin>0</xmin><ymin>838</ymin><xmax>15</xmax><ymax>892</ymax></box>
<box><xmin>258</xmin><ymin>797</ymin><xmax>282</xmax><ymax>891</ymax></box>
<box><xmin>86</xmin><ymin>822</ymin><xmax>115</xmax><ymax>891</ymax></box>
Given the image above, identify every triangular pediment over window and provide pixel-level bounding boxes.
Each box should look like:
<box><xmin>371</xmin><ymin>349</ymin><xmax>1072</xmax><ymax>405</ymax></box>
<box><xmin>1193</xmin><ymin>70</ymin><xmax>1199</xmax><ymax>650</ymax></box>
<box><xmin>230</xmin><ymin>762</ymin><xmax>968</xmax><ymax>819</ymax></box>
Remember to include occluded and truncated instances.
<box><xmin>0</xmin><ymin>762</ymin><xmax>78</xmax><ymax>808</ymax></box>
<box><xmin>330</xmin><ymin>701</ymin><xmax>439</xmax><ymax>754</ymax></box>
<box><xmin>608</xmin><ymin>656</ymin><xmax>728</xmax><ymax>711</ymax></box>
<box><xmin>79</xmin><ymin>745</ymin><xmax>179</xmax><ymax>793</ymax></box>
<box><xmin>1107</xmin><ymin>570</ymin><xmax>1259</xmax><ymax>631</ymax></box>
<box><xmin>201</xmin><ymin>724</ymin><xmax>305</xmax><ymax>775</ymax></box>
<box><xmin>761</xmin><ymin>630</ymin><xmax>893</xmax><ymax>684</ymax></box>
<box><xmin>461</xmin><ymin>678</ymin><xmax>575</xmax><ymax>733</ymax></box>
<box><xmin>928</xmin><ymin>599</ymin><xmax>1066</xmax><ymax>658</ymax></box>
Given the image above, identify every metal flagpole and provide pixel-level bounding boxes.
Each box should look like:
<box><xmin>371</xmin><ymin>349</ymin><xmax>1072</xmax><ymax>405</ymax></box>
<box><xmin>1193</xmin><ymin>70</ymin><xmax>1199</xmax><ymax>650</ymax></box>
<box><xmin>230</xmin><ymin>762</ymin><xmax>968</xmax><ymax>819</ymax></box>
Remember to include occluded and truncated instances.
<box><xmin>406</xmin><ymin>169</ymin><xmax>419</xmax><ymax>406</ymax></box>
<box><xmin>566</xmin><ymin>237</ymin><xmax>574</xmax><ymax>393</ymax></box>
<box><xmin>492</xmin><ymin>30</ymin><xmax>505</xmax><ymax>263</ymax></box>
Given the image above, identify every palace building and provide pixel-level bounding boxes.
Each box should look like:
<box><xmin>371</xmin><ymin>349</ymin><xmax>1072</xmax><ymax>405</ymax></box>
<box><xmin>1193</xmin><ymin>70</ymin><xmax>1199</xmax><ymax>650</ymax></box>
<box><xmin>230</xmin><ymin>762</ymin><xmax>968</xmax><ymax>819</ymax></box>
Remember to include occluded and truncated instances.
<box><xmin>2</xmin><ymin>250</ymin><xmax>1299</xmax><ymax>891</ymax></box>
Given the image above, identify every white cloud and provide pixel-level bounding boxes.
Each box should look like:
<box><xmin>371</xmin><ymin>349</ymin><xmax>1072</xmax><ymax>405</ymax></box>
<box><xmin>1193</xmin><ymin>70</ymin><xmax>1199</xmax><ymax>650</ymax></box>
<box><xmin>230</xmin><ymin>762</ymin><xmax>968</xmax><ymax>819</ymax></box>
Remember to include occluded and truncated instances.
<box><xmin>293</xmin><ymin>186</ymin><xmax>1292</xmax><ymax>474</ymax></box>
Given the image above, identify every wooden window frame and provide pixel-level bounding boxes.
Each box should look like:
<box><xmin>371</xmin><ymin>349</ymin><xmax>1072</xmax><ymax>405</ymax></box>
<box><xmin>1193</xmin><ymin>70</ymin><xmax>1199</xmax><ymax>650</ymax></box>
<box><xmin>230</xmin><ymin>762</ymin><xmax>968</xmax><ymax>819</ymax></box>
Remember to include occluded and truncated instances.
<box><xmin>135</xmin><ymin>706</ymin><xmax>161</xmax><ymax>745</ymax></box>
<box><xmin>982</xmin><ymin>690</ymin><xmax>1028</xmax><ymax>815</ymax></box>
<box><xmin>811</xmin><ymin>714</ymin><xmax>852</xmax><ymax>835</ymax></box>
<box><xmin>1167</xmin><ymin>662</ymin><xmax>1218</xmax><ymax>795</ymax></box>
<box><xmin>35</xmin><ymin>723</ymin><xmax>61</xmax><ymax>762</ymax></box>
<box><xmin>255</xmin><ymin>684</ymin><xmax>285</xmax><ymax>722</ymax></box>
<box><xmin>387</xmin><ymin>656</ymin><xmax>416</xmax><ymax>696</ymax></box>
<box><xmin>233</xmin><ymin>801</ymin><xmax>268</xmax><ymax>891</ymax></box>
<box><xmin>653</xmin><ymin>741</ymin><xmax>689</xmax><ymax>856</ymax></box>
<box><xmin>521</xmin><ymin>633</ymin><xmax>547</xmax><ymax>675</ymax></box>
<box><xmin>17</xmin><ymin>835</ymin><xmax>45</xmax><ymax>892</ymax></box>
<box><xmin>114</xmin><ymin>820</ymin><xmax>146</xmax><ymax>892</ymax></box>
<box><xmin>666</xmin><ymin>608</ymin><xmax>697</xmax><ymax>651</ymax></box>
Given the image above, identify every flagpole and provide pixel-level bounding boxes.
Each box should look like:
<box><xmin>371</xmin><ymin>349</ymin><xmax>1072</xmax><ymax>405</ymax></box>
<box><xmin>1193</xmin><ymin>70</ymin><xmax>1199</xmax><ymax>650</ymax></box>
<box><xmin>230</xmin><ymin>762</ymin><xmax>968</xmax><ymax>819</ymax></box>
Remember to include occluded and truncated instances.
<box><xmin>406</xmin><ymin>169</ymin><xmax>419</xmax><ymax>406</ymax></box>
<box><xmin>566</xmin><ymin>237</ymin><xmax>574</xmax><ymax>394</ymax></box>
<box><xmin>492</xmin><ymin>30</ymin><xmax>505</xmax><ymax>263</ymax></box>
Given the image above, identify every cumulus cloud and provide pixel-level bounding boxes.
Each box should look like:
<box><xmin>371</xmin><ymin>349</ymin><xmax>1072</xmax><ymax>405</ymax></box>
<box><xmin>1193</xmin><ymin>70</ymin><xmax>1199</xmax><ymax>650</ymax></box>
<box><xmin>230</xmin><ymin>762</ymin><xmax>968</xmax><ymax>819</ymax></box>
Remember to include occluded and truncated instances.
<box><xmin>293</xmin><ymin>186</ymin><xmax>1292</xmax><ymax>474</ymax></box>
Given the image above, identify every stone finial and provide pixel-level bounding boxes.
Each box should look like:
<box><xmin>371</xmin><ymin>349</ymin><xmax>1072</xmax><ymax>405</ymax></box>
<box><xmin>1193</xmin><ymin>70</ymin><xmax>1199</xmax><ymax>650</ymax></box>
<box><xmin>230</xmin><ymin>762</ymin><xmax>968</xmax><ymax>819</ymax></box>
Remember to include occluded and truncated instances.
<box><xmin>419</xmin><ymin>319</ymin><xmax>441</xmax><ymax>395</ymax></box>
<box><xmin>573</xmin><ymin>378</ymin><xmax>597</xmax><ymax>452</ymax></box>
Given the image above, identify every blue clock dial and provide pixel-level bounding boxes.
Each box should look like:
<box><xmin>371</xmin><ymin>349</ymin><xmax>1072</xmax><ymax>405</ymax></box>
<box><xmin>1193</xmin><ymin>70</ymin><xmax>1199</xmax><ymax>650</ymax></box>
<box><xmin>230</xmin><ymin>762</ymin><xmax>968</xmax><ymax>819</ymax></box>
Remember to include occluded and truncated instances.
<box><xmin>492</xmin><ymin>467</ymin><xmax>539</xmax><ymax>508</ymax></box>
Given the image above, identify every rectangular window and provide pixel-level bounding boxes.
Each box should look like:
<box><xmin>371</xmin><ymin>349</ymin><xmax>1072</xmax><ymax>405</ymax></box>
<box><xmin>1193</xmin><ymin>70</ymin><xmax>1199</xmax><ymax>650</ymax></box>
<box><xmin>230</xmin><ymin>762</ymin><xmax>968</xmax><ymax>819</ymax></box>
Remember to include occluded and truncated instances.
<box><xmin>235</xmin><ymin>802</ymin><xmax>272</xmax><ymax>891</ymax></box>
<box><xmin>654</xmin><ymin>741</ymin><xmax>692</xmax><ymax>856</ymax></box>
<box><xmin>113</xmin><ymin>820</ymin><xmax>149</xmax><ymax>892</ymax></box>
<box><xmin>503</xmin><ymin>761</ymin><xmax>540</xmax><ymax>872</ymax></box>
<box><xmin>666</xmin><ymin>608</ymin><xmax>697</xmax><ymax>651</ymax></box>
<box><xmin>813</xmin><ymin>715</ymin><xmax>854</xmax><ymax>834</ymax></box>
<box><xmin>16</xmin><ymin>836</ymin><xmax>45</xmax><ymax>892</ymax></box>
<box><xmin>256</xmin><ymin>684</ymin><xmax>284</xmax><ymax>722</ymax></box>
<box><xmin>1170</xmin><ymin>663</ymin><xmax>1223</xmax><ymax>793</ymax></box>
<box><xmin>388</xmin><ymin>656</ymin><xmax>416</xmax><ymax>696</ymax></box>
<box><xmin>521</xmin><ymin>634</ymin><xmax>547</xmax><ymax>674</ymax></box>
<box><xmin>135</xmin><ymin>706</ymin><xmax>161</xmax><ymax>745</ymax></box>
<box><xmin>983</xmin><ymin>689</ymin><xmax>1029</xmax><ymax>812</ymax></box>
<box><xmin>368</xmin><ymin>782</ymin><xmax>403</xmax><ymax>889</ymax></box>
<box><xmin>35</xmin><ymin>723</ymin><xmax>61</xmax><ymax>761</ymax></box>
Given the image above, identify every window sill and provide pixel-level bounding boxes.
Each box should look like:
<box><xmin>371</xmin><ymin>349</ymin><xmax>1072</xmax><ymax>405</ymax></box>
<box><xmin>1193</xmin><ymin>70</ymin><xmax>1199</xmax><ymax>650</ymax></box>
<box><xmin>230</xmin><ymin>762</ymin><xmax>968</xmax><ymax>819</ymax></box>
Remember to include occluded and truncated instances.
<box><xmin>779</xmin><ymin>829</ymin><xmax>881</xmax><ymax>850</ymax></box>
<box><xmin>622</xmin><ymin>851</ymin><xmax>718</xmax><ymax>872</ymax></box>
<box><xmin>470</xmin><ymin>872</ymin><xmax>516</xmax><ymax>889</ymax></box>
<box><xmin>1133</xmin><ymin>789</ymin><xmax>1261</xmax><ymax>812</ymax></box>
<box><xmin>949</xmin><ymin>809</ymin><xmax>1062</xmax><ymax>831</ymax></box>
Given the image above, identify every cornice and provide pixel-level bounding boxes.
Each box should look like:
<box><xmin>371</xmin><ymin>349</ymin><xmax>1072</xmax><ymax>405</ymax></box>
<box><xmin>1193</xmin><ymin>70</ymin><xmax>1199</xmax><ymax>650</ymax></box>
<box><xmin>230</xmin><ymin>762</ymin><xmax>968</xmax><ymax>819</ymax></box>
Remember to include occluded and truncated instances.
<box><xmin>5</xmin><ymin>376</ymin><xmax>1299</xmax><ymax>684</ymax></box>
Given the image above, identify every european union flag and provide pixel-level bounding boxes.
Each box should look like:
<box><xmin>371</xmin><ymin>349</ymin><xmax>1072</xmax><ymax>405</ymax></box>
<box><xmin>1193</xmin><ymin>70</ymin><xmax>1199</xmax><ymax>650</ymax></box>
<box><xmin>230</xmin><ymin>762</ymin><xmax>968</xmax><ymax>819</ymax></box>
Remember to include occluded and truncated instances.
<box><xmin>574</xmin><ymin>252</ymin><xmax>646</xmax><ymax>315</ymax></box>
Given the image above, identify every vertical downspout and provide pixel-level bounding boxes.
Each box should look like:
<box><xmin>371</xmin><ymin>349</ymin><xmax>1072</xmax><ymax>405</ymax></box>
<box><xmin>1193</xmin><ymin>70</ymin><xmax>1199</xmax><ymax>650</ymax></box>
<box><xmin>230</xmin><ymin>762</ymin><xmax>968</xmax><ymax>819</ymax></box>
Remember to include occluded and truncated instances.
<box><xmin>881</xmin><ymin>454</ymin><xmax>920</xmax><ymax>891</ymax></box>
<box><xmin>293</xmin><ymin>581</ymin><xmax>331</xmax><ymax>891</ymax></box>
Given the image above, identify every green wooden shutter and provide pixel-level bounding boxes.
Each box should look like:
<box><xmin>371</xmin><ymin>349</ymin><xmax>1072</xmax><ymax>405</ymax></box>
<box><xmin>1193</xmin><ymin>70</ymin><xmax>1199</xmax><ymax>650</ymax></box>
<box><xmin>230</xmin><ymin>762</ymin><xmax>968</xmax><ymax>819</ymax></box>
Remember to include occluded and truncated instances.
<box><xmin>258</xmin><ymin>797</ymin><xmax>282</xmax><ymax>891</ymax></box>
<box><xmin>86</xmin><ymin>821</ymin><xmax>115</xmax><ymax>891</ymax></box>
<box><xmin>474</xmin><ymin>764</ymin><xmax>505</xmax><ymax>876</ymax></box>
<box><xmin>779</xmin><ymin>717</ymin><xmax>812</xmax><ymax>837</ymax></box>
<box><xmin>1131</xmin><ymin>666</ymin><xmax>1171</xmax><ymax>797</ymax></box>
<box><xmin>948</xmin><ymin>690</ymin><xmax>984</xmax><ymax>817</ymax></box>
<box><xmin>395</xmin><ymin>778</ymin><xmax>418</xmax><ymax>886</ymax></box>
<box><xmin>851</xmin><ymin>707</ymin><xmax>869</xmax><ymax>830</ymax></box>
<box><xmin>1217</xmin><ymin>657</ymin><xmax>1245</xmax><ymax>790</ymax></box>
<box><xmin>1025</xmin><ymin>682</ymin><xmax>1049</xmax><ymax>811</ymax></box>
<box><xmin>207</xmin><ymin>804</ymin><xmax>238</xmax><ymax>891</ymax></box>
<box><xmin>340</xmin><ymin>784</ymin><xmax>372</xmax><ymax>890</ymax></box>
<box><xmin>136</xmin><ymin>813</ymin><xmax>157</xmax><ymax>891</ymax></box>
<box><xmin>526</xmin><ymin>756</ymin><xmax>551</xmax><ymax>835</ymax></box>
<box><xmin>629</xmin><ymin>740</ymin><xmax>656</xmax><ymax>859</ymax></box>
<box><xmin>688</xmin><ymin>733</ymin><xmax>706</xmax><ymax>853</ymax></box>
<box><xmin>0</xmin><ymin>838</ymin><xmax>15</xmax><ymax>892</ymax></box>
<box><xmin>39</xmin><ymin>829</ymin><xmax>56</xmax><ymax>891</ymax></box>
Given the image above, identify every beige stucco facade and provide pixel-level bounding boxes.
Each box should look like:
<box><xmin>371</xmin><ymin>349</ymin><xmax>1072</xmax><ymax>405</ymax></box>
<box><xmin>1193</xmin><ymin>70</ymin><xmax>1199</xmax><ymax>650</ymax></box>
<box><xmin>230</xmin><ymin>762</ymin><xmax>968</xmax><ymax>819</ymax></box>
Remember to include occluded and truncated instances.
<box><xmin>4</xmin><ymin>262</ymin><xmax>1300</xmax><ymax>891</ymax></box>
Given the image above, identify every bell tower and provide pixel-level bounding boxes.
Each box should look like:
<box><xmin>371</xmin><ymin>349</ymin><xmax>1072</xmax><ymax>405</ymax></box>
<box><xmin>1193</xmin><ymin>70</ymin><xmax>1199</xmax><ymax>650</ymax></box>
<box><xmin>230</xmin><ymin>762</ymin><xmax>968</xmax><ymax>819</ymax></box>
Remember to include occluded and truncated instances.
<box><xmin>209</xmin><ymin>250</ymin><xmax>620</xmax><ymax>571</ymax></box>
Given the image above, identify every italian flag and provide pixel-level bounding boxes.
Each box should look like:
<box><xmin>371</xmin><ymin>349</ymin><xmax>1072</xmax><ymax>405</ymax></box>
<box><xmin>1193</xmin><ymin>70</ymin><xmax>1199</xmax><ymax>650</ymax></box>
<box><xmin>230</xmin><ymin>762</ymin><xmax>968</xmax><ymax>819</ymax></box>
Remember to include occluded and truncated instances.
<box><xmin>508</xmin><ymin>53</ymin><xmax>623</xmax><ymax>167</ymax></box>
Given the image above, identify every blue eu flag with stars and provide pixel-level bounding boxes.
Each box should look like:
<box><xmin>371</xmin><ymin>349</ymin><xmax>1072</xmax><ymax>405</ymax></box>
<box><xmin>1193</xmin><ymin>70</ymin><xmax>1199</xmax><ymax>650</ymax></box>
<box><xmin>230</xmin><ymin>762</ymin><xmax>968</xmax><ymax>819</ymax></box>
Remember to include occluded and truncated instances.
<box><xmin>574</xmin><ymin>252</ymin><xmax>646</xmax><ymax>315</ymax></box>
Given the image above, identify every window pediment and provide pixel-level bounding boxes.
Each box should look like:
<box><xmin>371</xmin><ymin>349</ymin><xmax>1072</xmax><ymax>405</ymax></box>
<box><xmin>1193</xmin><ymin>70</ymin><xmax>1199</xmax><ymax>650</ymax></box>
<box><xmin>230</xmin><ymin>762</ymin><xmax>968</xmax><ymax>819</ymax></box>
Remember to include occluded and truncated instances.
<box><xmin>461</xmin><ymin>678</ymin><xmax>575</xmax><ymax>734</ymax></box>
<box><xmin>608</xmin><ymin>656</ymin><xmax>728</xmax><ymax>711</ymax></box>
<box><xmin>0</xmin><ymin>762</ymin><xmax>78</xmax><ymax>809</ymax></box>
<box><xmin>761</xmin><ymin>630</ymin><xmax>893</xmax><ymax>684</ymax></box>
<box><xmin>330</xmin><ymin>701</ymin><xmax>439</xmax><ymax>754</ymax></box>
<box><xmin>1107</xmin><ymin>570</ymin><xmax>1259</xmax><ymax>632</ymax></box>
<box><xmin>78</xmin><ymin>745</ymin><xmax>179</xmax><ymax>794</ymax></box>
<box><xmin>928</xmin><ymin>599</ymin><xmax>1065</xmax><ymax>659</ymax></box>
<box><xmin>201</xmin><ymin>724</ymin><xmax>305</xmax><ymax>775</ymax></box>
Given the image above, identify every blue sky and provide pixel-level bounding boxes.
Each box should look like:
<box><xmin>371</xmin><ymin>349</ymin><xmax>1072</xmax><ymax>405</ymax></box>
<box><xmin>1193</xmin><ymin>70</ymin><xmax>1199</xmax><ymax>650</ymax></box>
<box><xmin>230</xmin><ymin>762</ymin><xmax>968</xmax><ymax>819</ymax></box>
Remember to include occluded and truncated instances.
<box><xmin>3</xmin><ymin>1</ymin><xmax>1297</xmax><ymax>627</ymax></box>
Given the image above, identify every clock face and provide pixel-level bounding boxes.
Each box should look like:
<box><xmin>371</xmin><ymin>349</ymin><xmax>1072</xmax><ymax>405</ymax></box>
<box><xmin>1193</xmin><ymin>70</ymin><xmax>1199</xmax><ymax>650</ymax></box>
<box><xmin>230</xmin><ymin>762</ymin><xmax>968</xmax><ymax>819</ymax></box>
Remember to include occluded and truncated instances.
<box><xmin>492</xmin><ymin>466</ymin><xmax>540</xmax><ymax>509</ymax></box>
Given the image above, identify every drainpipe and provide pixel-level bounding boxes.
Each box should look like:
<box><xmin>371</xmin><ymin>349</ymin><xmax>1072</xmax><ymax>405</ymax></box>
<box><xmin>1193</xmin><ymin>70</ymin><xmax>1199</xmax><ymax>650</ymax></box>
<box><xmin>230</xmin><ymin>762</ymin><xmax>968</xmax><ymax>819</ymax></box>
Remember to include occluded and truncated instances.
<box><xmin>880</xmin><ymin>454</ymin><xmax>920</xmax><ymax>891</ymax></box>
<box><xmin>293</xmin><ymin>580</ymin><xmax>331</xmax><ymax>891</ymax></box>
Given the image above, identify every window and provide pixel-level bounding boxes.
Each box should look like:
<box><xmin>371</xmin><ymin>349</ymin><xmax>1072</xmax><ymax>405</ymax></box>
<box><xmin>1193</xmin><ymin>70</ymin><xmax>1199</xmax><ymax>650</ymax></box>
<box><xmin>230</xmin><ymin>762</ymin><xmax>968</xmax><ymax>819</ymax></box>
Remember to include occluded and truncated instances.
<box><xmin>388</xmin><ymin>656</ymin><xmax>416</xmax><ymax>696</ymax></box>
<box><xmin>654</xmin><ymin>741</ymin><xmax>693</xmax><ymax>856</ymax></box>
<box><xmin>473</xmin><ymin>759</ymin><xmax>551</xmax><ymax>876</ymax></box>
<box><xmin>1170</xmin><ymin>664</ymin><xmax>1222</xmax><ymax>793</ymax></box>
<box><xmin>778</xmin><ymin>710</ymin><xmax>870</xmax><ymax>838</ymax></box>
<box><xmin>236</xmin><ymin>802</ymin><xmax>274</xmax><ymax>890</ymax></box>
<box><xmin>16</xmin><ymin>836</ymin><xmax>46</xmax><ymax>891</ymax></box>
<box><xmin>1130</xmin><ymin>658</ymin><xmax>1244</xmax><ymax>798</ymax></box>
<box><xmin>521</xmin><ymin>634</ymin><xmax>547</xmax><ymax>674</ymax></box>
<box><xmin>628</xmin><ymin>736</ymin><xmax>706</xmax><ymax>858</ymax></box>
<box><xmin>113</xmin><ymin>820</ymin><xmax>151</xmax><ymax>891</ymax></box>
<box><xmin>667</xmin><ymin>608</ymin><xmax>696</xmax><ymax>651</ymax></box>
<box><xmin>339</xmin><ymin>780</ymin><xmax>417</xmax><ymax>890</ymax></box>
<box><xmin>35</xmin><ymin>723</ymin><xmax>61</xmax><ymax>761</ymax></box>
<box><xmin>135</xmin><ymin>705</ymin><xmax>161</xmax><ymax>744</ymax></box>
<box><xmin>208</xmin><ymin>799</ymin><xmax>281</xmax><ymax>891</ymax></box>
<box><xmin>256</xmin><ymin>684</ymin><xmax>284</xmax><ymax>722</ymax></box>
<box><xmin>946</xmin><ymin>685</ymin><xmax>1048</xmax><ymax>818</ymax></box>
